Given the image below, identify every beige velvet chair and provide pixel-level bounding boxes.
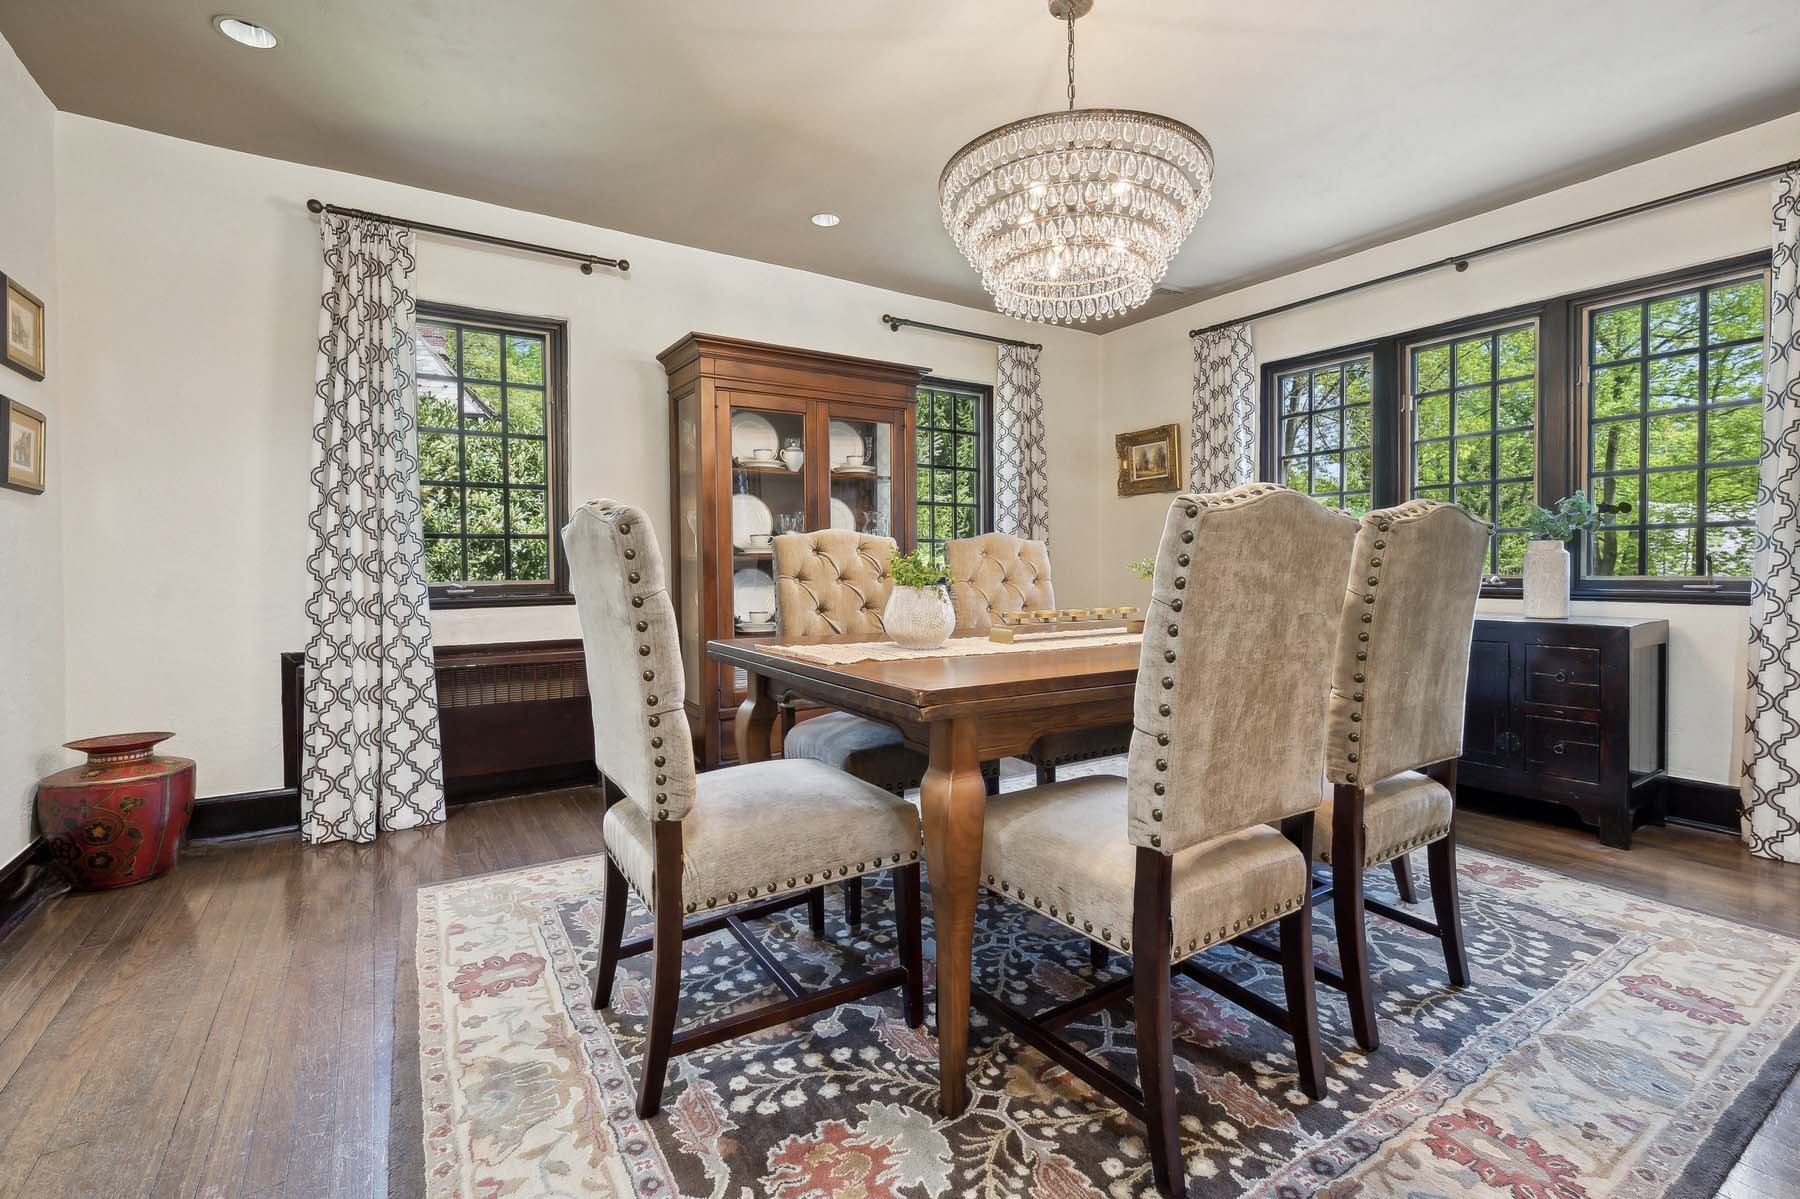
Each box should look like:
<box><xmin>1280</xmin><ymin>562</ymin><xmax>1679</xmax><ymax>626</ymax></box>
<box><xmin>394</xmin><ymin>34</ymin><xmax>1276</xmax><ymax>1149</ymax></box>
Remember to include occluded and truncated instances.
<box><xmin>945</xmin><ymin>531</ymin><xmax>1132</xmax><ymax>783</ymax></box>
<box><xmin>1315</xmin><ymin>500</ymin><xmax>1489</xmax><ymax>1054</ymax></box>
<box><xmin>971</xmin><ymin>484</ymin><xmax>1358</xmax><ymax>1199</ymax></box>
<box><xmin>565</xmin><ymin>500</ymin><xmax>925</xmax><ymax>1119</ymax></box>
<box><xmin>773</xmin><ymin>530</ymin><xmax>927</xmax><ymax>795</ymax></box>
<box><xmin>771</xmin><ymin>530</ymin><xmax>933</xmax><ymax>929</ymax></box>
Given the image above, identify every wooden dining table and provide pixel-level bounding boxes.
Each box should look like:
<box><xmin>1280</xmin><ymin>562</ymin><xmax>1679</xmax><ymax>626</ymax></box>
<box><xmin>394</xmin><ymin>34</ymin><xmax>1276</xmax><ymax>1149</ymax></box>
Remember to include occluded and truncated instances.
<box><xmin>708</xmin><ymin>630</ymin><xmax>1142</xmax><ymax>1116</ymax></box>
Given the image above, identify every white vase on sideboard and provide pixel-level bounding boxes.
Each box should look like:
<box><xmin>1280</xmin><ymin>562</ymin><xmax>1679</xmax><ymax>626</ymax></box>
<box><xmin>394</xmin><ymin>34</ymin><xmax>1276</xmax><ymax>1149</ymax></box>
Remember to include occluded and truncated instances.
<box><xmin>1521</xmin><ymin>540</ymin><xmax>1571</xmax><ymax>619</ymax></box>
<box><xmin>884</xmin><ymin>585</ymin><xmax>955</xmax><ymax>650</ymax></box>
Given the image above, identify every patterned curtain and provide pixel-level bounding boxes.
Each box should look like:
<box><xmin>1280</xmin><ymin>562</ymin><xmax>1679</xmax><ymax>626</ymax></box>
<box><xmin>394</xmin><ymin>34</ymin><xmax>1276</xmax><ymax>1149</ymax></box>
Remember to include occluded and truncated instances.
<box><xmin>302</xmin><ymin>213</ymin><xmax>445</xmax><ymax>845</ymax></box>
<box><xmin>1743</xmin><ymin>169</ymin><xmax>1800</xmax><ymax>864</ymax></box>
<box><xmin>995</xmin><ymin>344</ymin><xmax>1050</xmax><ymax>541</ymax></box>
<box><xmin>1191</xmin><ymin>323</ymin><xmax>1258</xmax><ymax>491</ymax></box>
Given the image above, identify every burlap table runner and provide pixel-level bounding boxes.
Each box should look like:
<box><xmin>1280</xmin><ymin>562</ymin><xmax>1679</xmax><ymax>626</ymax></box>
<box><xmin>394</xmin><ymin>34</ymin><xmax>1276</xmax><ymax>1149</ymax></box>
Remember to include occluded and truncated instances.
<box><xmin>764</xmin><ymin>628</ymin><xmax>1143</xmax><ymax>666</ymax></box>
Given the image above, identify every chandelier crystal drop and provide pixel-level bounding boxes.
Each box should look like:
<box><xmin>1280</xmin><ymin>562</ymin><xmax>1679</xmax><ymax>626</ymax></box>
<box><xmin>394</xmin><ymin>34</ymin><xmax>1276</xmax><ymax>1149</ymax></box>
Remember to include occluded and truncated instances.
<box><xmin>938</xmin><ymin>2</ymin><xmax>1212</xmax><ymax>325</ymax></box>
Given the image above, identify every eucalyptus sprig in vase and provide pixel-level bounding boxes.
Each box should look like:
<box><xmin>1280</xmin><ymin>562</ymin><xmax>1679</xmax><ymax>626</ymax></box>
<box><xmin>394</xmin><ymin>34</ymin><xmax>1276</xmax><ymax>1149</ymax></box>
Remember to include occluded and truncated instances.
<box><xmin>1522</xmin><ymin>492</ymin><xmax>1630</xmax><ymax>618</ymax></box>
<box><xmin>884</xmin><ymin>549</ymin><xmax>956</xmax><ymax>650</ymax></box>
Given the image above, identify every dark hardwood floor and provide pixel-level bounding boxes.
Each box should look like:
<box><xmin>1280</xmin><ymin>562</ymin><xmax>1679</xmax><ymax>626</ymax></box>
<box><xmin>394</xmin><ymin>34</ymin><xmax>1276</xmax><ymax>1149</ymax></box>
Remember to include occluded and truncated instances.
<box><xmin>0</xmin><ymin>782</ymin><xmax>1794</xmax><ymax>1198</ymax></box>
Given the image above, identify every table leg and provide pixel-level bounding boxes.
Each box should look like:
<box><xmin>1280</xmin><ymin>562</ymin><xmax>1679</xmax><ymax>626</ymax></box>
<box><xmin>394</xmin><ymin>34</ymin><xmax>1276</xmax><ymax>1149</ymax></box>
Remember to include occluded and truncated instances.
<box><xmin>919</xmin><ymin>716</ymin><xmax>986</xmax><ymax>1117</ymax></box>
<box><xmin>734</xmin><ymin>671</ymin><xmax>777</xmax><ymax>764</ymax></box>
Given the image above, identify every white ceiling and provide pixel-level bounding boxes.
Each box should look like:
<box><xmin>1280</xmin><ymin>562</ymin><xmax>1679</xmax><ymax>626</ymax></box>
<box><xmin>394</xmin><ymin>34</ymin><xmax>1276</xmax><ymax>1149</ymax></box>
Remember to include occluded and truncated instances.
<box><xmin>4</xmin><ymin>1</ymin><xmax>1798</xmax><ymax>330</ymax></box>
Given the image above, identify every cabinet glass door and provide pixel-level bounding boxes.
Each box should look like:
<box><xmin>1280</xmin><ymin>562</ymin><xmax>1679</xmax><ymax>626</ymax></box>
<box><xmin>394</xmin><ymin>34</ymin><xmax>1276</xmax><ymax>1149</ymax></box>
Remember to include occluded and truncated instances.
<box><xmin>821</xmin><ymin>405</ymin><xmax>906</xmax><ymax>547</ymax></box>
<box><xmin>725</xmin><ymin>398</ymin><xmax>807</xmax><ymax>639</ymax></box>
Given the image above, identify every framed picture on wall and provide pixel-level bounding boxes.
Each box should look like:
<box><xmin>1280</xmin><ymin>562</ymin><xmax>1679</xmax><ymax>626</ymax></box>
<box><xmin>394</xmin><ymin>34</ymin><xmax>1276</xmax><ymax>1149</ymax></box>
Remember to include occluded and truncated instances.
<box><xmin>1116</xmin><ymin>422</ymin><xmax>1182</xmax><ymax>496</ymax></box>
<box><xmin>3</xmin><ymin>275</ymin><xmax>46</xmax><ymax>381</ymax></box>
<box><xmin>3</xmin><ymin>396</ymin><xmax>46</xmax><ymax>494</ymax></box>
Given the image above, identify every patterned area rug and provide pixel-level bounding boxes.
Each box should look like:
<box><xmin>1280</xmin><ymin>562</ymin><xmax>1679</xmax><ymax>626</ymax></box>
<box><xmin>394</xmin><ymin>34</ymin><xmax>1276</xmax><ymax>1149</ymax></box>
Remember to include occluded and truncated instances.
<box><xmin>416</xmin><ymin>784</ymin><xmax>1800</xmax><ymax>1198</ymax></box>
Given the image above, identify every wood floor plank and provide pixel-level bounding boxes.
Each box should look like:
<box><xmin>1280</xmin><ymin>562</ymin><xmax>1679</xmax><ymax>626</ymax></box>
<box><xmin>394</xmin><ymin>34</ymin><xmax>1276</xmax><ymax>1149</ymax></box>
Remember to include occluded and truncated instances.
<box><xmin>148</xmin><ymin>840</ymin><xmax>297</xmax><ymax>1198</ymax></box>
<box><xmin>0</xmin><ymin>851</ymin><xmax>230</xmax><ymax>1199</ymax></box>
<box><xmin>39</xmin><ymin>846</ymin><xmax>260</xmax><ymax>1199</ymax></box>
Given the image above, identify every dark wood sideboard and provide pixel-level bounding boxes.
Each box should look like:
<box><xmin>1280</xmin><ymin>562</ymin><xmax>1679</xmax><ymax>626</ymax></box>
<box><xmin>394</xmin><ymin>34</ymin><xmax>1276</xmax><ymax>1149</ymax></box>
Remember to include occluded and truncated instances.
<box><xmin>1459</xmin><ymin>614</ymin><xmax>1669</xmax><ymax>849</ymax></box>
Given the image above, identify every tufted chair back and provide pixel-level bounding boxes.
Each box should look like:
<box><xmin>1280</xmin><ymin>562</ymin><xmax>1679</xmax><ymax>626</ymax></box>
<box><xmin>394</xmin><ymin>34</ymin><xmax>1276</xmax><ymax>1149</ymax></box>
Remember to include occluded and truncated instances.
<box><xmin>1125</xmin><ymin>485</ymin><xmax>1358</xmax><ymax>855</ymax></box>
<box><xmin>772</xmin><ymin>530</ymin><xmax>896</xmax><ymax>638</ymax></box>
<box><xmin>562</xmin><ymin>499</ymin><xmax>697</xmax><ymax>822</ymax></box>
<box><xmin>944</xmin><ymin>532</ymin><xmax>1056</xmax><ymax>631</ymax></box>
<box><xmin>1325</xmin><ymin>501</ymin><xmax>1491</xmax><ymax>789</ymax></box>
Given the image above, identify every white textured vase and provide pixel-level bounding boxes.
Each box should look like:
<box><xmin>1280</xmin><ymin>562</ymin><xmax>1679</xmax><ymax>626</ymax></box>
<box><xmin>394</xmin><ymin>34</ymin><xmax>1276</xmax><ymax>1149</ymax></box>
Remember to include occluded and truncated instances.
<box><xmin>1521</xmin><ymin>540</ymin><xmax>1571</xmax><ymax>619</ymax></box>
<box><xmin>884</xmin><ymin>585</ymin><xmax>955</xmax><ymax>650</ymax></box>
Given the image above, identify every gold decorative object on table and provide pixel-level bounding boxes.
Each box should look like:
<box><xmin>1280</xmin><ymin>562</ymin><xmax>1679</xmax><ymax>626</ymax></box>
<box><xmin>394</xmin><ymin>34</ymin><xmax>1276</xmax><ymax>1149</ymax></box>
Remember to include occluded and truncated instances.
<box><xmin>989</xmin><ymin>606</ymin><xmax>1143</xmax><ymax>643</ymax></box>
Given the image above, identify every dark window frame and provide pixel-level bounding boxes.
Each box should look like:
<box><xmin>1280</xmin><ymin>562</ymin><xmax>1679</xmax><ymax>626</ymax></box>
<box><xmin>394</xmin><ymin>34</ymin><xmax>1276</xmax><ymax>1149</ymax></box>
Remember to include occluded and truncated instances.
<box><xmin>915</xmin><ymin>377</ymin><xmax>994</xmax><ymax>563</ymax></box>
<box><xmin>1401</xmin><ymin>315</ymin><xmax>1544</xmax><ymax>576</ymax></box>
<box><xmin>1257</xmin><ymin>251</ymin><xmax>1767</xmax><ymax>606</ymax></box>
<box><xmin>1268</xmin><ymin>349</ymin><xmax>1382</xmax><ymax>514</ymax></box>
<box><xmin>416</xmin><ymin>301</ymin><xmax>572</xmax><ymax>610</ymax></box>
<box><xmin>1569</xmin><ymin>257</ymin><xmax>1769</xmax><ymax>602</ymax></box>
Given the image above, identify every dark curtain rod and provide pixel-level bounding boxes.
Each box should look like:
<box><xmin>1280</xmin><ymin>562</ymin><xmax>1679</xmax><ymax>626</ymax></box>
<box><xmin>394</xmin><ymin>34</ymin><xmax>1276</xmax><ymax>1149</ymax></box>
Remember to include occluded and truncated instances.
<box><xmin>882</xmin><ymin>314</ymin><xmax>1042</xmax><ymax>351</ymax></box>
<box><xmin>305</xmin><ymin>199</ymin><xmax>630</xmax><ymax>274</ymax></box>
<box><xmin>1188</xmin><ymin>158</ymin><xmax>1798</xmax><ymax>339</ymax></box>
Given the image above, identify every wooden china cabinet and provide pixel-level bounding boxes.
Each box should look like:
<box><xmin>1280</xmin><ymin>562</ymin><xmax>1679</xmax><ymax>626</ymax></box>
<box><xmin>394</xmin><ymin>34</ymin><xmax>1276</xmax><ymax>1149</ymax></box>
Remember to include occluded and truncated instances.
<box><xmin>660</xmin><ymin>334</ymin><xmax>925</xmax><ymax>768</ymax></box>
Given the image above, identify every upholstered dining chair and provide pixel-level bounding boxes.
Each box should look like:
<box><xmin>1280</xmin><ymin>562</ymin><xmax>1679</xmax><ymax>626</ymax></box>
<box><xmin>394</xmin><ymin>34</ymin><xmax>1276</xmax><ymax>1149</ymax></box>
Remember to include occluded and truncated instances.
<box><xmin>565</xmin><ymin>500</ymin><xmax>925</xmax><ymax>1119</ymax></box>
<box><xmin>971</xmin><ymin>484</ymin><xmax>1358</xmax><ymax>1199</ymax></box>
<box><xmin>772</xmin><ymin>529</ymin><xmax>926</xmax><ymax>930</ymax></box>
<box><xmin>945</xmin><ymin>531</ymin><xmax>1132</xmax><ymax>784</ymax></box>
<box><xmin>1311</xmin><ymin>499</ymin><xmax>1489</xmax><ymax>1054</ymax></box>
<box><xmin>773</xmin><ymin>529</ymin><xmax>1001</xmax><ymax>927</ymax></box>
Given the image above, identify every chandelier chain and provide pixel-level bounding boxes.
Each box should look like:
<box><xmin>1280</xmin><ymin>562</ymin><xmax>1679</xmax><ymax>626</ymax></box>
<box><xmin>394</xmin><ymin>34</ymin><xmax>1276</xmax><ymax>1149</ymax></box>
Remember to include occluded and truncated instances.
<box><xmin>1065</xmin><ymin>8</ymin><xmax>1076</xmax><ymax>111</ymax></box>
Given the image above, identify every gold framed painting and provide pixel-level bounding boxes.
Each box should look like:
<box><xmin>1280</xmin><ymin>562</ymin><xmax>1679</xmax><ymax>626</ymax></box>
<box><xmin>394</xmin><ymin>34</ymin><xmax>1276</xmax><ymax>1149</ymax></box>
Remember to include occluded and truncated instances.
<box><xmin>2</xmin><ymin>396</ymin><xmax>45</xmax><ymax>494</ymax></box>
<box><xmin>1116</xmin><ymin>422</ymin><xmax>1182</xmax><ymax>496</ymax></box>
<box><xmin>3</xmin><ymin>275</ymin><xmax>46</xmax><ymax>381</ymax></box>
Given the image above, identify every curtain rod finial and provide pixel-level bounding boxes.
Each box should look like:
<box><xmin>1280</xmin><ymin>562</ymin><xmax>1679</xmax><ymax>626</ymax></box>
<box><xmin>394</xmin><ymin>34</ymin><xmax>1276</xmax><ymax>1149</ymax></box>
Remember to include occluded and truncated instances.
<box><xmin>306</xmin><ymin>198</ymin><xmax>324</xmax><ymax>214</ymax></box>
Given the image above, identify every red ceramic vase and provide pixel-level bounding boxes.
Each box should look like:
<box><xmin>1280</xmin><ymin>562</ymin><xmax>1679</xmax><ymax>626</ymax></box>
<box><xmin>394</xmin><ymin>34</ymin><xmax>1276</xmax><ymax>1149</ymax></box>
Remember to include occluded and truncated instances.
<box><xmin>36</xmin><ymin>732</ymin><xmax>197</xmax><ymax>890</ymax></box>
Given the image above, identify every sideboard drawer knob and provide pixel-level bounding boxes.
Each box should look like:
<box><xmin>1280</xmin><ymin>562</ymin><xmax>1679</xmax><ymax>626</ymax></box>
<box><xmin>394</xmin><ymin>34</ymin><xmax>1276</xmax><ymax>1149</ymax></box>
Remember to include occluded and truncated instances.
<box><xmin>1552</xmin><ymin>740</ymin><xmax>1566</xmax><ymax>755</ymax></box>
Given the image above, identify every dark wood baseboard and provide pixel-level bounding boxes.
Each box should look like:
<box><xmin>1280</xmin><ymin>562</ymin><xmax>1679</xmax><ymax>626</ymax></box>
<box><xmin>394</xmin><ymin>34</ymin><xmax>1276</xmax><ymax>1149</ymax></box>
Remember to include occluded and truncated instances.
<box><xmin>1661</xmin><ymin>776</ymin><xmax>1741</xmax><ymax>834</ymax></box>
<box><xmin>188</xmin><ymin>764</ymin><xmax>602</xmax><ymax>843</ymax></box>
<box><xmin>189</xmin><ymin>788</ymin><xmax>302</xmax><ymax>841</ymax></box>
<box><xmin>0</xmin><ymin>838</ymin><xmax>66</xmax><ymax>942</ymax></box>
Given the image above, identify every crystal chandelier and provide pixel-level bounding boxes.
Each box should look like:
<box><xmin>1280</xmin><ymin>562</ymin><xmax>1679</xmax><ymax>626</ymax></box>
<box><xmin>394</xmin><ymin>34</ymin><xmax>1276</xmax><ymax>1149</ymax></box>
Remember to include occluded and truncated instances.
<box><xmin>938</xmin><ymin>0</ymin><xmax>1213</xmax><ymax>325</ymax></box>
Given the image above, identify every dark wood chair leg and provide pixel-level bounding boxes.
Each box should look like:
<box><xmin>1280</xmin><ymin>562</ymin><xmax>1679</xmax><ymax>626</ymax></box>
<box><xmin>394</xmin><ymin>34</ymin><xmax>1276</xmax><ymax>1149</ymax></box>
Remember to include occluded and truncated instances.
<box><xmin>1390</xmin><ymin>854</ymin><xmax>1419</xmax><ymax>904</ymax></box>
<box><xmin>636</xmin><ymin>824</ymin><xmax>685</xmax><ymax>1119</ymax></box>
<box><xmin>1425</xmin><ymin>762</ymin><xmax>1471</xmax><ymax>987</ymax></box>
<box><xmin>1426</xmin><ymin>830</ymin><xmax>1471</xmax><ymax>987</ymax></box>
<box><xmin>806</xmin><ymin>886</ymin><xmax>826</xmax><ymax>938</ymax></box>
<box><xmin>1279</xmin><ymin>814</ymin><xmax>1328</xmax><ymax>1099</ymax></box>
<box><xmin>594</xmin><ymin>853</ymin><xmax>629</xmax><ymax>1010</ymax></box>
<box><xmin>1331</xmin><ymin>783</ymin><xmax>1380</xmax><ymax>1053</ymax></box>
<box><xmin>1132</xmin><ymin>848</ymin><xmax>1184</xmax><ymax>1199</ymax></box>
<box><xmin>1035</xmin><ymin>761</ymin><xmax>1056</xmax><ymax>786</ymax></box>
<box><xmin>895</xmin><ymin>864</ymin><xmax>924</xmax><ymax>1027</ymax></box>
<box><xmin>1088</xmin><ymin>941</ymin><xmax>1110</xmax><ymax>971</ymax></box>
<box><xmin>1279</xmin><ymin>910</ymin><xmax>1327</xmax><ymax>1099</ymax></box>
<box><xmin>844</xmin><ymin>877</ymin><xmax>863</xmax><ymax>931</ymax></box>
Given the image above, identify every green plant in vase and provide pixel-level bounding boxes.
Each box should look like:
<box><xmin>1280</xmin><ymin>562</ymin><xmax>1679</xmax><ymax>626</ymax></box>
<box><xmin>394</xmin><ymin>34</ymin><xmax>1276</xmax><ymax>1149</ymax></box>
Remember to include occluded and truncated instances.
<box><xmin>1128</xmin><ymin>554</ymin><xmax>1156</xmax><ymax>581</ymax></box>
<box><xmin>1521</xmin><ymin>491</ymin><xmax>1631</xmax><ymax>619</ymax></box>
<box><xmin>889</xmin><ymin>548</ymin><xmax>950</xmax><ymax>592</ymax></box>
<box><xmin>885</xmin><ymin>548</ymin><xmax>954</xmax><ymax>649</ymax></box>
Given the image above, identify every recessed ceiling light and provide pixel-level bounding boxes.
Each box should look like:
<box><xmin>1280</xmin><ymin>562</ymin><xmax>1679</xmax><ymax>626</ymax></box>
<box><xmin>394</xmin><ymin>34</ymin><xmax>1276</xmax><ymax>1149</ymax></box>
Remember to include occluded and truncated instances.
<box><xmin>810</xmin><ymin>213</ymin><xmax>841</xmax><ymax>228</ymax></box>
<box><xmin>214</xmin><ymin>16</ymin><xmax>278</xmax><ymax>49</ymax></box>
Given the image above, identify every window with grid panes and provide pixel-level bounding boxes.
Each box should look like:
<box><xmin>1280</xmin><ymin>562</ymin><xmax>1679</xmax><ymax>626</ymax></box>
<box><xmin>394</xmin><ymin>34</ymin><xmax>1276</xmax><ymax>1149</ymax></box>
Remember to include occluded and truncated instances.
<box><xmin>415</xmin><ymin>309</ymin><xmax>566</xmax><ymax>603</ymax></box>
<box><xmin>1408</xmin><ymin>322</ymin><xmax>1538</xmax><ymax>574</ymax></box>
<box><xmin>914</xmin><ymin>382</ymin><xmax>991</xmax><ymax>563</ymax></box>
<box><xmin>1583</xmin><ymin>272</ymin><xmax>1766</xmax><ymax>581</ymax></box>
<box><xmin>1274</xmin><ymin>355</ymin><xmax>1375</xmax><ymax>514</ymax></box>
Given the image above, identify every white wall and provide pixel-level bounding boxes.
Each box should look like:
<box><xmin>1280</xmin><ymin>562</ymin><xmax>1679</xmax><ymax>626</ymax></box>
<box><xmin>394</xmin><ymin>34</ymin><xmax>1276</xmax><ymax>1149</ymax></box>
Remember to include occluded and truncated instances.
<box><xmin>54</xmin><ymin>115</ymin><xmax>1103</xmax><ymax>797</ymax></box>
<box><xmin>0</xmin><ymin>35</ymin><xmax>61</xmax><ymax>868</ymax></box>
<box><xmin>1095</xmin><ymin>112</ymin><xmax>1800</xmax><ymax>786</ymax></box>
